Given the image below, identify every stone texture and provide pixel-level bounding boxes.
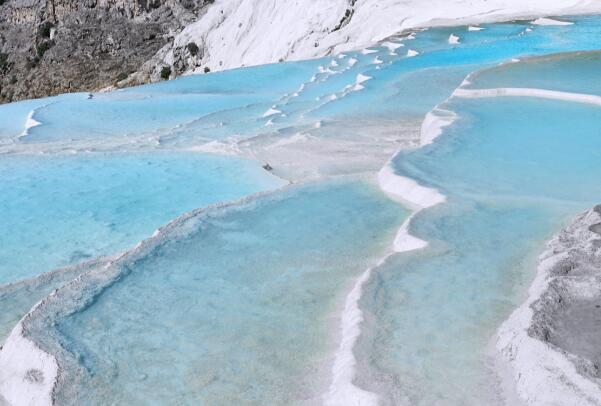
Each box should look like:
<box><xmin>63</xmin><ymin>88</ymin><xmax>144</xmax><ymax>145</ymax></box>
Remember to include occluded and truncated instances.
<box><xmin>0</xmin><ymin>0</ymin><xmax>211</xmax><ymax>103</ymax></box>
<box><xmin>529</xmin><ymin>207</ymin><xmax>601</xmax><ymax>381</ymax></box>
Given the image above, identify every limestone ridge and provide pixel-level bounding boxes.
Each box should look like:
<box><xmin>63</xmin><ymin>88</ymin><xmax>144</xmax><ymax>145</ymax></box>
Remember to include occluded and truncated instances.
<box><xmin>0</xmin><ymin>0</ymin><xmax>212</xmax><ymax>103</ymax></box>
<box><xmin>532</xmin><ymin>206</ymin><xmax>601</xmax><ymax>382</ymax></box>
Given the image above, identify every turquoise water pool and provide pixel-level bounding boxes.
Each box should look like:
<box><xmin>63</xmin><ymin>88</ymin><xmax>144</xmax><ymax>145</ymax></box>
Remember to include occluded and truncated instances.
<box><xmin>49</xmin><ymin>179</ymin><xmax>407</xmax><ymax>405</ymax></box>
<box><xmin>1</xmin><ymin>13</ymin><xmax>601</xmax><ymax>406</ymax></box>
<box><xmin>357</xmin><ymin>96</ymin><xmax>601</xmax><ymax>405</ymax></box>
<box><xmin>0</xmin><ymin>152</ymin><xmax>284</xmax><ymax>284</ymax></box>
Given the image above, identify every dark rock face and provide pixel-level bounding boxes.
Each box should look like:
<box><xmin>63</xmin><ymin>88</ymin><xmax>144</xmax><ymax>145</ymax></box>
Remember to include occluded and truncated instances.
<box><xmin>0</xmin><ymin>0</ymin><xmax>210</xmax><ymax>103</ymax></box>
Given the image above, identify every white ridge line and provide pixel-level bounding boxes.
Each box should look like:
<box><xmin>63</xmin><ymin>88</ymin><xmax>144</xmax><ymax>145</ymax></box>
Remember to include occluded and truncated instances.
<box><xmin>453</xmin><ymin>87</ymin><xmax>601</xmax><ymax>107</ymax></box>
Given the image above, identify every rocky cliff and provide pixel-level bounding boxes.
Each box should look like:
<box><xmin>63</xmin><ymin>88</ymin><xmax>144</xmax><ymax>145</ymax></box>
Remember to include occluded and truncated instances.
<box><xmin>0</xmin><ymin>0</ymin><xmax>211</xmax><ymax>103</ymax></box>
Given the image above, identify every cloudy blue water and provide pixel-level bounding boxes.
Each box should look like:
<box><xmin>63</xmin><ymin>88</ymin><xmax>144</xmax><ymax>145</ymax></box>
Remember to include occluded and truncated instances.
<box><xmin>1</xmin><ymin>14</ymin><xmax>601</xmax><ymax>406</ymax></box>
<box><xmin>357</xmin><ymin>96</ymin><xmax>601</xmax><ymax>405</ymax></box>
<box><xmin>50</xmin><ymin>179</ymin><xmax>407</xmax><ymax>405</ymax></box>
<box><xmin>466</xmin><ymin>49</ymin><xmax>601</xmax><ymax>94</ymax></box>
<box><xmin>0</xmin><ymin>152</ymin><xmax>285</xmax><ymax>284</ymax></box>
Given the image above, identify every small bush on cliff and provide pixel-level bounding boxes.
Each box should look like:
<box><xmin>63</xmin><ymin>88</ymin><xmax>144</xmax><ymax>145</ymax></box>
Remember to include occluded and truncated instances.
<box><xmin>38</xmin><ymin>21</ymin><xmax>54</xmax><ymax>38</ymax></box>
<box><xmin>187</xmin><ymin>42</ymin><xmax>199</xmax><ymax>56</ymax></box>
<box><xmin>37</xmin><ymin>42</ymin><xmax>51</xmax><ymax>58</ymax></box>
<box><xmin>160</xmin><ymin>66</ymin><xmax>171</xmax><ymax>80</ymax></box>
<box><xmin>203</xmin><ymin>66</ymin><xmax>210</xmax><ymax>73</ymax></box>
<box><xmin>115</xmin><ymin>72</ymin><xmax>128</xmax><ymax>82</ymax></box>
<box><xmin>0</xmin><ymin>53</ymin><xmax>8</xmax><ymax>72</ymax></box>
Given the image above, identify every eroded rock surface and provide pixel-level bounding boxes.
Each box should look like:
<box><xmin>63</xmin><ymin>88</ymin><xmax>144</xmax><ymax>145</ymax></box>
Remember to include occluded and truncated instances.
<box><xmin>529</xmin><ymin>205</ymin><xmax>601</xmax><ymax>381</ymax></box>
<box><xmin>0</xmin><ymin>0</ymin><xmax>211</xmax><ymax>103</ymax></box>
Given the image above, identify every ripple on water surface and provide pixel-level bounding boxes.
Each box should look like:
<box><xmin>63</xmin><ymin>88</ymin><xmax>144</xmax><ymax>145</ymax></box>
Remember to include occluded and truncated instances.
<box><xmin>43</xmin><ymin>179</ymin><xmax>408</xmax><ymax>405</ymax></box>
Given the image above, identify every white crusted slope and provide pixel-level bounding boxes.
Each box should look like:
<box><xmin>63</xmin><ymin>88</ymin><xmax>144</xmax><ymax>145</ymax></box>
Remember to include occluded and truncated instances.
<box><xmin>160</xmin><ymin>0</ymin><xmax>601</xmax><ymax>74</ymax></box>
<box><xmin>0</xmin><ymin>323</ymin><xmax>57</xmax><ymax>406</ymax></box>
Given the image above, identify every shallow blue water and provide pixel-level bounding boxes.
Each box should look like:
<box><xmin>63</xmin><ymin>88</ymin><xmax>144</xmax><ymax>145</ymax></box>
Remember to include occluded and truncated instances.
<box><xmin>1</xmin><ymin>13</ymin><xmax>601</xmax><ymax>406</ymax></box>
<box><xmin>0</xmin><ymin>99</ymin><xmax>49</xmax><ymax>139</ymax></box>
<box><xmin>356</xmin><ymin>96</ymin><xmax>601</xmax><ymax>405</ymax></box>
<box><xmin>25</xmin><ymin>61</ymin><xmax>323</xmax><ymax>144</ymax></box>
<box><xmin>467</xmin><ymin>50</ymin><xmax>601</xmax><ymax>94</ymax></box>
<box><xmin>0</xmin><ymin>152</ymin><xmax>283</xmax><ymax>284</ymax></box>
<box><xmin>9</xmin><ymin>17</ymin><xmax>601</xmax><ymax>152</ymax></box>
<box><xmin>51</xmin><ymin>179</ymin><xmax>407</xmax><ymax>405</ymax></box>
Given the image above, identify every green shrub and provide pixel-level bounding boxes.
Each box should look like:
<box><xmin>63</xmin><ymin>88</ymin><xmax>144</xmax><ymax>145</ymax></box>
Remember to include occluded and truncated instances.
<box><xmin>115</xmin><ymin>72</ymin><xmax>128</xmax><ymax>82</ymax></box>
<box><xmin>0</xmin><ymin>53</ymin><xmax>8</xmax><ymax>72</ymax></box>
<box><xmin>160</xmin><ymin>66</ymin><xmax>171</xmax><ymax>80</ymax></box>
<box><xmin>38</xmin><ymin>21</ymin><xmax>54</xmax><ymax>38</ymax></box>
<box><xmin>36</xmin><ymin>42</ymin><xmax>51</xmax><ymax>58</ymax></box>
<box><xmin>187</xmin><ymin>42</ymin><xmax>199</xmax><ymax>56</ymax></box>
